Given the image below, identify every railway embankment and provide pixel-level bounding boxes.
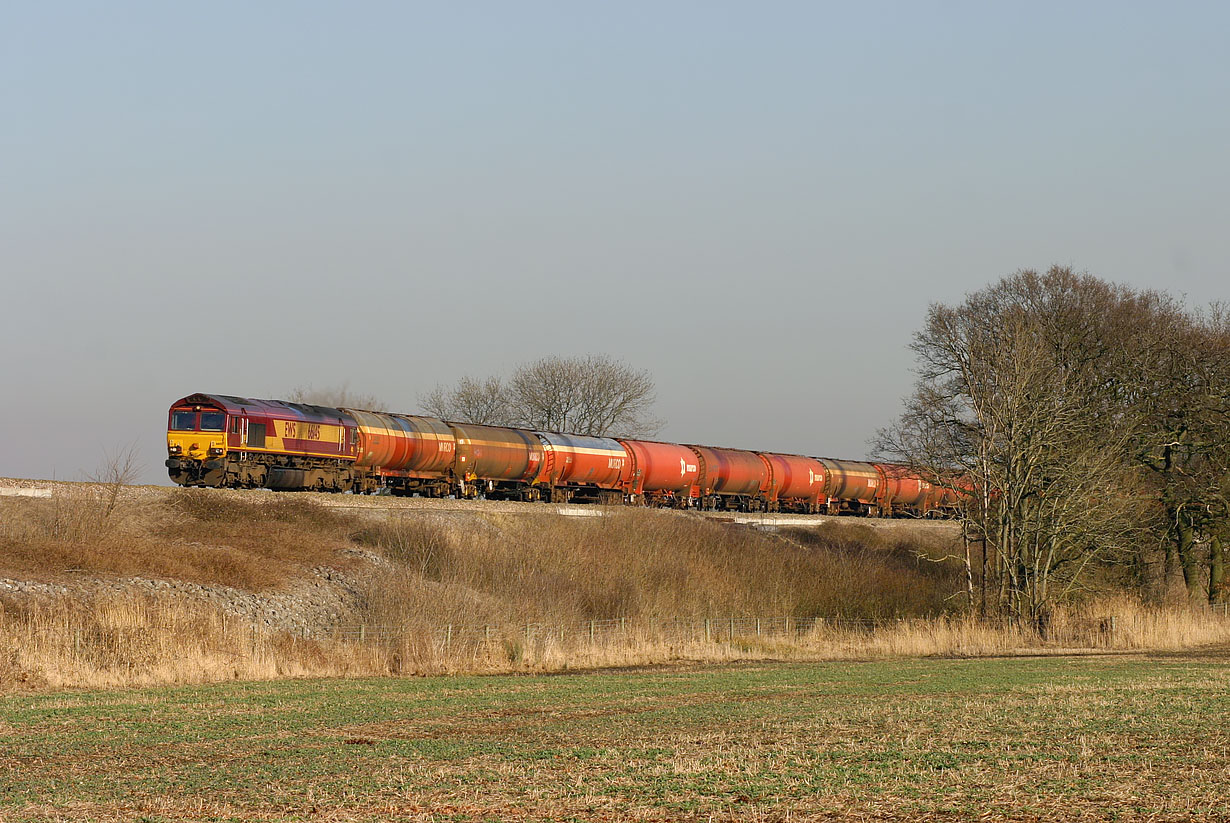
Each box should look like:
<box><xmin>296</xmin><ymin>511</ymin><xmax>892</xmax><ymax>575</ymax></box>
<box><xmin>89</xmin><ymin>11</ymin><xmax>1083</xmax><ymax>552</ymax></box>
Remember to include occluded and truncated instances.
<box><xmin>2</xmin><ymin>477</ymin><xmax>1228</xmax><ymax>691</ymax></box>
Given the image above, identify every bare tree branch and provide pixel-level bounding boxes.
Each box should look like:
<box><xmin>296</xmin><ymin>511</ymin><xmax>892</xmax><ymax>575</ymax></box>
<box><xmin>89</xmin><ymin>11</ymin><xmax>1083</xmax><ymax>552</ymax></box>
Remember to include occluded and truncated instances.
<box><xmin>287</xmin><ymin>382</ymin><xmax>386</xmax><ymax>412</ymax></box>
<box><xmin>420</xmin><ymin>355</ymin><xmax>663</xmax><ymax>437</ymax></box>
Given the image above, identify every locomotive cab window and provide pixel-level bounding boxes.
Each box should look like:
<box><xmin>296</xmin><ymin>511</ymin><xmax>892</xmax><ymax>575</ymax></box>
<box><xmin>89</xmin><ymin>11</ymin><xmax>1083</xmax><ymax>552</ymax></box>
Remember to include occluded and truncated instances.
<box><xmin>171</xmin><ymin>411</ymin><xmax>197</xmax><ymax>431</ymax></box>
<box><xmin>230</xmin><ymin>418</ymin><xmax>241</xmax><ymax>434</ymax></box>
<box><xmin>200</xmin><ymin>412</ymin><xmax>226</xmax><ymax>431</ymax></box>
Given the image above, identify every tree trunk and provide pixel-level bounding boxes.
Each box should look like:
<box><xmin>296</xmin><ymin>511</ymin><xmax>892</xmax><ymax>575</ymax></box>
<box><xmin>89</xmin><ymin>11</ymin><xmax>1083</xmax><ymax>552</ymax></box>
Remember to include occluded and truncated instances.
<box><xmin>1175</xmin><ymin>514</ymin><xmax>1203</xmax><ymax>602</ymax></box>
<box><xmin>1209</xmin><ymin>535</ymin><xmax>1225</xmax><ymax>605</ymax></box>
<box><xmin>980</xmin><ymin>534</ymin><xmax>989</xmax><ymax>618</ymax></box>
<box><xmin>962</xmin><ymin>526</ymin><xmax>975</xmax><ymax>611</ymax></box>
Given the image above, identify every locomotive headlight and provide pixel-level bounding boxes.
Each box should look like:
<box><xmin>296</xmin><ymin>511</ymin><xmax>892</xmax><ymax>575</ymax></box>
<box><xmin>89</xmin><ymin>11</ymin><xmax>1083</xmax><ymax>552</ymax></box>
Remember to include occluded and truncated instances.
<box><xmin>208</xmin><ymin>447</ymin><xmax>224</xmax><ymax>456</ymax></box>
<box><xmin>168</xmin><ymin>445</ymin><xmax>182</xmax><ymax>454</ymax></box>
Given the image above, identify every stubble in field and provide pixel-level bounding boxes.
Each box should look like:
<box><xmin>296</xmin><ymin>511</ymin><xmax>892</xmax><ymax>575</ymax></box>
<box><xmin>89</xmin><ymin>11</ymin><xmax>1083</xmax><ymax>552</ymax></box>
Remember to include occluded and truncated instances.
<box><xmin>3</xmin><ymin>652</ymin><xmax>1230</xmax><ymax>821</ymax></box>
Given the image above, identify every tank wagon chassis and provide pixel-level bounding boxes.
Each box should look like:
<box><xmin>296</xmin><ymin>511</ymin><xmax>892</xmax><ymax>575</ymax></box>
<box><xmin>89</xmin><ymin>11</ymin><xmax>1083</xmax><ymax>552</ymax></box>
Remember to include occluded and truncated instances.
<box><xmin>166</xmin><ymin>393</ymin><xmax>958</xmax><ymax>518</ymax></box>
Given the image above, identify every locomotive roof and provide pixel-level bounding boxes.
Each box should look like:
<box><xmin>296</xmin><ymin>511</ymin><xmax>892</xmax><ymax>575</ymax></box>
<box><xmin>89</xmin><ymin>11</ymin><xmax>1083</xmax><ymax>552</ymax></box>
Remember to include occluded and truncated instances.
<box><xmin>169</xmin><ymin>393</ymin><xmax>351</xmax><ymax>424</ymax></box>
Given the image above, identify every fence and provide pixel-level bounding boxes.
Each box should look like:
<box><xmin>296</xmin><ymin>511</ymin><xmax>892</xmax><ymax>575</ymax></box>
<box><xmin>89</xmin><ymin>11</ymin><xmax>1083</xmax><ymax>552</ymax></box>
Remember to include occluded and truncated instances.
<box><xmin>332</xmin><ymin>616</ymin><xmax>852</xmax><ymax>648</ymax></box>
<box><xmin>324</xmin><ymin>613</ymin><xmax>1135</xmax><ymax>654</ymax></box>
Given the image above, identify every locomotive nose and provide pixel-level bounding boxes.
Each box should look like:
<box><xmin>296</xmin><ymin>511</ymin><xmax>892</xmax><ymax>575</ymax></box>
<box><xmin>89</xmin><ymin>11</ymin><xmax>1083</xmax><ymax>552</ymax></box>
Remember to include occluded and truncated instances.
<box><xmin>166</xmin><ymin>434</ymin><xmax>206</xmax><ymax>458</ymax></box>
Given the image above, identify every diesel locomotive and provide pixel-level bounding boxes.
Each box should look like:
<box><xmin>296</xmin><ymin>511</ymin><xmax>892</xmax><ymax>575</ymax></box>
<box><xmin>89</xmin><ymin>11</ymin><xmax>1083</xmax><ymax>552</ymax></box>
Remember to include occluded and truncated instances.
<box><xmin>166</xmin><ymin>393</ymin><xmax>957</xmax><ymax>516</ymax></box>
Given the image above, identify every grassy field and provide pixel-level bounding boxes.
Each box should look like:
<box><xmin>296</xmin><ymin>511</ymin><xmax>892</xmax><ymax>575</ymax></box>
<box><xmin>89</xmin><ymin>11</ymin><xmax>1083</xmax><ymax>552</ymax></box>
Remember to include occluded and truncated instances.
<box><xmin>3</xmin><ymin>652</ymin><xmax>1229</xmax><ymax>822</ymax></box>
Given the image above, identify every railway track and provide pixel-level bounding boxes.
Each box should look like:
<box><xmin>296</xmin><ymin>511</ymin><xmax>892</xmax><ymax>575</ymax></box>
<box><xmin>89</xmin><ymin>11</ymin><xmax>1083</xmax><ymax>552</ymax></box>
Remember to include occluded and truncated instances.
<box><xmin>1</xmin><ymin>477</ymin><xmax>958</xmax><ymax>531</ymax></box>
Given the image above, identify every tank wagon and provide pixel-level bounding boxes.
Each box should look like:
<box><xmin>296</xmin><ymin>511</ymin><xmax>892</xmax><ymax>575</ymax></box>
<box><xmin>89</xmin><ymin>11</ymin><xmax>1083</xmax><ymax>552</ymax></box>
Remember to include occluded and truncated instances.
<box><xmin>166</xmin><ymin>393</ymin><xmax>958</xmax><ymax>517</ymax></box>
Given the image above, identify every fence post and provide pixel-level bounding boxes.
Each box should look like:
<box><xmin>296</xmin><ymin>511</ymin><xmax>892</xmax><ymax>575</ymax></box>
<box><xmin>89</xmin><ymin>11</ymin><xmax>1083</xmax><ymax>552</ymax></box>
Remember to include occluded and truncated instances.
<box><xmin>484</xmin><ymin>625</ymin><xmax>491</xmax><ymax>643</ymax></box>
<box><xmin>785</xmin><ymin>615</ymin><xmax>791</xmax><ymax>636</ymax></box>
<box><xmin>359</xmin><ymin>624</ymin><xmax>366</xmax><ymax>644</ymax></box>
<box><xmin>589</xmin><ymin>620</ymin><xmax>595</xmax><ymax>643</ymax></box>
<box><xmin>729</xmin><ymin>617</ymin><xmax>734</xmax><ymax>642</ymax></box>
<box><xmin>756</xmin><ymin>618</ymin><xmax>761</xmax><ymax>637</ymax></box>
<box><xmin>705</xmin><ymin>618</ymin><xmax>711</xmax><ymax>643</ymax></box>
<box><xmin>620</xmin><ymin>616</ymin><xmax>626</xmax><ymax>633</ymax></box>
<box><xmin>446</xmin><ymin>624</ymin><xmax>453</xmax><ymax>647</ymax></box>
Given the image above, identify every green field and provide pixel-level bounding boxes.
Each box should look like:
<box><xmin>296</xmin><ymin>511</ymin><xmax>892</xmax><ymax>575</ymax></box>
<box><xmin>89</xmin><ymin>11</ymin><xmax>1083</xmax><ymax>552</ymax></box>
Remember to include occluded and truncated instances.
<box><xmin>3</xmin><ymin>653</ymin><xmax>1229</xmax><ymax>821</ymax></box>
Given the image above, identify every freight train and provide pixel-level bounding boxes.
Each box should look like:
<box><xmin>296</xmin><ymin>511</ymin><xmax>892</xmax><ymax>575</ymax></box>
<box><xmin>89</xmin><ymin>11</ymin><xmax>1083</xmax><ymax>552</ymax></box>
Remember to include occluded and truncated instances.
<box><xmin>165</xmin><ymin>393</ymin><xmax>957</xmax><ymax>517</ymax></box>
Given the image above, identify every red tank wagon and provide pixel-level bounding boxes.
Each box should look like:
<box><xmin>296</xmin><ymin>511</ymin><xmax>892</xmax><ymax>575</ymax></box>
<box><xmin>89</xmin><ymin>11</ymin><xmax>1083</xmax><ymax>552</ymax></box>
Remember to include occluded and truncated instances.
<box><xmin>760</xmin><ymin>453</ymin><xmax>827</xmax><ymax>513</ymax></box>
<box><xmin>874</xmin><ymin>463</ymin><xmax>933</xmax><ymax>517</ymax></box>
<box><xmin>347</xmin><ymin>410</ymin><xmax>456</xmax><ymax>496</ymax></box>
<box><xmin>688</xmin><ymin>445</ymin><xmax>770</xmax><ymax>510</ymax></box>
<box><xmin>617</xmin><ymin>439</ymin><xmax>700</xmax><ymax>505</ymax></box>
<box><xmin>533</xmin><ymin>432</ymin><xmax>627</xmax><ymax>503</ymax></box>
<box><xmin>449</xmin><ymin>423</ymin><xmax>542</xmax><ymax>499</ymax></box>
<box><xmin>819</xmin><ymin>458</ymin><xmax>881</xmax><ymax>515</ymax></box>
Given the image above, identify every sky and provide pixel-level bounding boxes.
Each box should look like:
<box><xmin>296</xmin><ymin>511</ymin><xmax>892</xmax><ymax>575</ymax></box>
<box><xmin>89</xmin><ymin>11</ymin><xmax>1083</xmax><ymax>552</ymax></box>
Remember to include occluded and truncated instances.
<box><xmin>3</xmin><ymin>2</ymin><xmax>1228</xmax><ymax>485</ymax></box>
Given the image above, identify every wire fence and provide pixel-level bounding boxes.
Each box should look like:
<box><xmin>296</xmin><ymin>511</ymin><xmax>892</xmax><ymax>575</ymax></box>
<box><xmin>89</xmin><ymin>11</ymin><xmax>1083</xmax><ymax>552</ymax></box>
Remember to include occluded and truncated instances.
<box><xmin>1203</xmin><ymin>603</ymin><xmax>1230</xmax><ymax>618</ymax></box>
<box><xmin>323</xmin><ymin>612</ymin><xmax>1152</xmax><ymax>653</ymax></box>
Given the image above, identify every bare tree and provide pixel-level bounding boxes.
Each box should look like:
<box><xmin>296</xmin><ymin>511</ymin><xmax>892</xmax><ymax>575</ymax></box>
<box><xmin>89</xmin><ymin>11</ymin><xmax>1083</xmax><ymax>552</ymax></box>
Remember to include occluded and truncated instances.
<box><xmin>87</xmin><ymin>444</ymin><xmax>143</xmax><ymax>534</ymax></box>
<box><xmin>419</xmin><ymin>376</ymin><xmax>512</xmax><ymax>425</ymax></box>
<box><xmin>1131</xmin><ymin>305</ymin><xmax>1230</xmax><ymax>602</ymax></box>
<box><xmin>419</xmin><ymin>355</ymin><xmax>662</xmax><ymax>437</ymax></box>
<box><xmin>506</xmin><ymin>355</ymin><xmax>661</xmax><ymax>437</ymax></box>
<box><xmin>876</xmin><ymin>268</ymin><xmax>1159</xmax><ymax>623</ymax></box>
<box><xmin>286</xmin><ymin>382</ymin><xmax>386</xmax><ymax>411</ymax></box>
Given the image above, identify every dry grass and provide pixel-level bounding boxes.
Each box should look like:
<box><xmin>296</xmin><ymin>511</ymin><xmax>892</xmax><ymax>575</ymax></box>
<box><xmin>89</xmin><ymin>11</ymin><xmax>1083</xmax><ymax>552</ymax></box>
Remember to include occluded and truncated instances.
<box><xmin>3</xmin><ymin>489</ymin><xmax>1230</xmax><ymax>692</ymax></box>
<box><xmin>351</xmin><ymin>510</ymin><xmax>966</xmax><ymax>633</ymax></box>
<box><xmin>4</xmin><ymin>588</ymin><xmax>1230</xmax><ymax>691</ymax></box>
<box><xmin>0</xmin><ymin>489</ymin><xmax>361</xmax><ymax>591</ymax></box>
<box><xmin>0</xmin><ymin>594</ymin><xmax>388</xmax><ymax>691</ymax></box>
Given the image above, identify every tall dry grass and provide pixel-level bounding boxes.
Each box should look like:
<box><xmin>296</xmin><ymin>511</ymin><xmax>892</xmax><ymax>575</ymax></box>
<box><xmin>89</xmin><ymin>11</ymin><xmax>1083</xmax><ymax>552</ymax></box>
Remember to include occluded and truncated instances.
<box><xmin>4</xmin><ymin>591</ymin><xmax>1229</xmax><ymax>691</ymax></box>
<box><xmin>350</xmin><ymin>510</ymin><xmax>966</xmax><ymax>634</ymax></box>
<box><xmin>0</xmin><ymin>593</ymin><xmax>387</xmax><ymax>690</ymax></box>
<box><xmin>4</xmin><ymin>490</ymin><xmax>1229</xmax><ymax>692</ymax></box>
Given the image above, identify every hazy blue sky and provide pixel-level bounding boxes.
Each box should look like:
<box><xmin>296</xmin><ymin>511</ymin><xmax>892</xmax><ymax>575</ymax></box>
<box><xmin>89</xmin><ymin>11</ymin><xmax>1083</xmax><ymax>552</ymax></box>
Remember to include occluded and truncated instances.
<box><xmin>3</xmin><ymin>2</ymin><xmax>1228</xmax><ymax>485</ymax></box>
